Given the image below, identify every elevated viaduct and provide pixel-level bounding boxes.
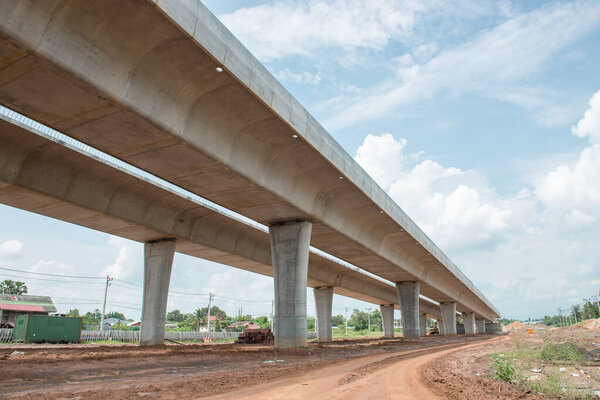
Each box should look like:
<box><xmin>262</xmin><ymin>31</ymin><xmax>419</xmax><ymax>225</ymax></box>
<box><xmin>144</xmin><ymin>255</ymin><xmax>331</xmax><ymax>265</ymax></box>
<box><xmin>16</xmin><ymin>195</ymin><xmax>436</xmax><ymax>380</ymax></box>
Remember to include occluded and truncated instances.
<box><xmin>0</xmin><ymin>0</ymin><xmax>499</xmax><ymax>346</ymax></box>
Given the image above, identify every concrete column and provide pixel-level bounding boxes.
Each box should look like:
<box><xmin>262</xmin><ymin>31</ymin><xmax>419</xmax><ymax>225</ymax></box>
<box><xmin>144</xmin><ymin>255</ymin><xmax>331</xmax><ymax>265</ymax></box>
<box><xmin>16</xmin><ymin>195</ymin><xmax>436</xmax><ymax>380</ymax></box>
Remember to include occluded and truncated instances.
<box><xmin>380</xmin><ymin>304</ymin><xmax>395</xmax><ymax>338</ymax></box>
<box><xmin>270</xmin><ymin>221</ymin><xmax>312</xmax><ymax>348</ymax></box>
<box><xmin>140</xmin><ymin>239</ymin><xmax>176</xmax><ymax>346</ymax></box>
<box><xmin>313</xmin><ymin>287</ymin><xmax>333</xmax><ymax>342</ymax></box>
<box><xmin>439</xmin><ymin>302</ymin><xmax>457</xmax><ymax>336</ymax></box>
<box><xmin>396</xmin><ymin>281</ymin><xmax>420</xmax><ymax>340</ymax></box>
<box><xmin>437</xmin><ymin>318</ymin><xmax>445</xmax><ymax>335</ymax></box>
<box><xmin>463</xmin><ymin>312</ymin><xmax>476</xmax><ymax>335</ymax></box>
<box><xmin>476</xmin><ymin>318</ymin><xmax>486</xmax><ymax>334</ymax></box>
<box><xmin>419</xmin><ymin>314</ymin><xmax>428</xmax><ymax>336</ymax></box>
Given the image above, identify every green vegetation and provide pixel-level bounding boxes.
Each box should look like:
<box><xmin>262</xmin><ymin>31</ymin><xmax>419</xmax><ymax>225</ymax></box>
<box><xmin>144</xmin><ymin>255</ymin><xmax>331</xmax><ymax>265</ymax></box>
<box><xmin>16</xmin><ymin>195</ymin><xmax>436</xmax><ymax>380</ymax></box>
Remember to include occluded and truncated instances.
<box><xmin>491</xmin><ymin>355</ymin><xmax>515</xmax><ymax>383</ymax></box>
<box><xmin>0</xmin><ymin>279</ymin><xmax>28</xmax><ymax>294</ymax></box>
<box><xmin>105</xmin><ymin>311</ymin><xmax>126</xmax><ymax>321</ymax></box>
<box><xmin>331</xmin><ymin>327</ymin><xmax>383</xmax><ymax>338</ymax></box>
<box><xmin>490</xmin><ymin>338</ymin><xmax>595</xmax><ymax>399</ymax></box>
<box><xmin>540</xmin><ymin>342</ymin><xmax>588</xmax><ymax>363</ymax></box>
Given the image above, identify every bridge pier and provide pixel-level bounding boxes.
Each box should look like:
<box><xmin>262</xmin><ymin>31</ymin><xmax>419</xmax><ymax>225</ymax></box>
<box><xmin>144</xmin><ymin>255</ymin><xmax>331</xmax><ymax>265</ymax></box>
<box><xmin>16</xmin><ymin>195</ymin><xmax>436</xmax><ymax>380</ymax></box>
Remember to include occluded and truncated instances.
<box><xmin>439</xmin><ymin>302</ymin><xmax>457</xmax><ymax>336</ymax></box>
<box><xmin>463</xmin><ymin>312</ymin><xmax>476</xmax><ymax>335</ymax></box>
<box><xmin>314</xmin><ymin>287</ymin><xmax>333</xmax><ymax>342</ymax></box>
<box><xmin>396</xmin><ymin>282</ymin><xmax>420</xmax><ymax>340</ymax></box>
<box><xmin>476</xmin><ymin>318</ymin><xmax>486</xmax><ymax>334</ymax></box>
<box><xmin>140</xmin><ymin>239</ymin><xmax>176</xmax><ymax>346</ymax></box>
<box><xmin>419</xmin><ymin>314</ymin><xmax>428</xmax><ymax>336</ymax></box>
<box><xmin>269</xmin><ymin>221</ymin><xmax>312</xmax><ymax>348</ymax></box>
<box><xmin>380</xmin><ymin>304</ymin><xmax>395</xmax><ymax>338</ymax></box>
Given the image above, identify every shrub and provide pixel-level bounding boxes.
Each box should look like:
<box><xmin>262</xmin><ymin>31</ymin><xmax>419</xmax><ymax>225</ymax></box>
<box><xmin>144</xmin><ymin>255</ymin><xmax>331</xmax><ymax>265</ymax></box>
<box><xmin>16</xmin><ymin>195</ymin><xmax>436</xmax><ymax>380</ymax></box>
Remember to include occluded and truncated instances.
<box><xmin>540</xmin><ymin>342</ymin><xmax>588</xmax><ymax>363</ymax></box>
<box><xmin>491</xmin><ymin>355</ymin><xmax>516</xmax><ymax>383</ymax></box>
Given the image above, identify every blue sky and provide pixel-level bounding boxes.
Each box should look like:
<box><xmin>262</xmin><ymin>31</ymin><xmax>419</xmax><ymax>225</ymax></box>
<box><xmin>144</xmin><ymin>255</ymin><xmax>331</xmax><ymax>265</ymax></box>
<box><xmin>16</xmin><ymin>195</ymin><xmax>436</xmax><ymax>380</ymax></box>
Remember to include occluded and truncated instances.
<box><xmin>2</xmin><ymin>0</ymin><xmax>600</xmax><ymax>321</ymax></box>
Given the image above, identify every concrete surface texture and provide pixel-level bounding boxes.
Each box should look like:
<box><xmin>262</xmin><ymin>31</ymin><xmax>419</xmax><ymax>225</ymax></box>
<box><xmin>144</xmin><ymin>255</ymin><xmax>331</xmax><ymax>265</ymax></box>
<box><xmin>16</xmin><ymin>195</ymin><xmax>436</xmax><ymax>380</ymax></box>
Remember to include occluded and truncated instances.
<box><xmin>0</xmin><ymin>113</ymin><xmax>443</xmax><ymax>319</ymax></box>
<box><xmin>419</xmin><ymin>314</ymin><xmax>428</xmax><ymax>337</ymax></box>
<box><xmin>440</xmin><ymin>303</ymin><xmax>458</xmax><ymax>336</ymax></box>
<box><xmin>0</xmin><ymin>0</ymin><xmax>498</xmax><ymax>322</ymax></box>
<box><xmin>140</xmin><ymin>240</ymin><xmax>176</xmax><ymax>346</ymax></box>
<box><xmin>270</xmin><ymin>221</ymin><xmax>312</xmax><ymax>347</ymax></box>
<box><xmin>463</xmin><ymin>312</ymin><xmax>476</xmax><ymax>335</ymax></box>
<box><xmin>314</xmin><ymin>287</ymin><xmax>334</xmax><ymax>342</ymax></box>
<box><xmin>476</xmin><ymin>319</ymin><xmax>486</xmax><ymax>334</ymax></box>
<box><xmin>380</xmin><ymin>305</ymin><xmax>395</xmax><ymax>338</ymax></box>
<box><xmin>396</xmin><ymin>282</ymin><xmax>421</xmax><ymax>340</ymax></box>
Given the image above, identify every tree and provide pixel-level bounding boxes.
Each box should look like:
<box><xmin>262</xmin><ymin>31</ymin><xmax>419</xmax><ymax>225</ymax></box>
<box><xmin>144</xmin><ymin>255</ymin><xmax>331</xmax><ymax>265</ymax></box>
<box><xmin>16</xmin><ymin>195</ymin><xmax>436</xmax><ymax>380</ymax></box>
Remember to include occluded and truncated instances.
<box><xmin>167</xmin><ymin>309</ymin><xmax>184</xmax><ymax>323</ymax></box>
<box><xmin>105</xmin><ymin>311</ymin><xmax>126</xmax><ymax>321</ymax></box>
<box><xmin>332</xmin><ymin>314</ymin><xmax>345</xmax><ymax>327</ymax></box>
<box><xmin>0</xmin><ymin>279</ymin><xmax>28</xmax><ymax>294</ymax></box>
<box><xmin>82</xmin><ymin>309</ymin><xmax>102</xmax><ymax>326</ymax></box>
<box><xmin>66</xmin><ymin>309</ymin><xmax>80</xmax><ymax>318</ymax></box>
<box><xmin>307</xmin><ymin>316</ymin><xmax>315</xmax><ymax>331</ymax></box>
<box><xmin>254</xmin><ymin>315</ymin><xmax>270</xmax><ymax>329</ymax></box>
<box><xmin>193</xmin><ymin>308</ymin><xmax>204</xmax><ymax>331</ymax></box>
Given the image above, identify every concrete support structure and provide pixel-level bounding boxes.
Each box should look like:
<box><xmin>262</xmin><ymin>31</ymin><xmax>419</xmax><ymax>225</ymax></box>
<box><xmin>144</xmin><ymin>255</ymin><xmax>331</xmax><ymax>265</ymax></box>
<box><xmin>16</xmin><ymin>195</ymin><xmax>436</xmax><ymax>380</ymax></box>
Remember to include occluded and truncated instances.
<box><xmin>437</xmin><ymin>318</ymin><xmax>445</xmax><ymax>335</ymax></box>
<box><xmin>313</xmin><ymin>287</ymin><xmax>333</xmax><ymax>342</ymax></box>
<box><xmin>380</xmin><ymin>305</ymin><xmax>395</xmax><ymax>338</ymax></box>
<box><xmin>439</xmin><ymin>302</ymin><xmax>457</xmax><ymax>336</ymax></box>
<box><xmin>396</xmin><ymin>282</ymin><xmax>420</xmax><ymax>340</ymax></box>
<box><xmin>270</xmin><ymin>221</ymin><xmax>312</xmax><ymax>348</ymax></box>
<box><xmin>419</xmin><ymin>314</ymin><xmax>428</xmax><ymax>336</ymax></box>
<box><xmin>140</xmin><ymin>239</ymin><xmax>176</xmax><ymax>346</ymax></box>
<box><xmin>463</xmin><ymin>312</ymin><xmax>476</xmax><ymax>335</ymax></box>
<box><xmin>476</xmin><ymin>319</ymin><xmax>486</xmax><ymax>334</ymax></box>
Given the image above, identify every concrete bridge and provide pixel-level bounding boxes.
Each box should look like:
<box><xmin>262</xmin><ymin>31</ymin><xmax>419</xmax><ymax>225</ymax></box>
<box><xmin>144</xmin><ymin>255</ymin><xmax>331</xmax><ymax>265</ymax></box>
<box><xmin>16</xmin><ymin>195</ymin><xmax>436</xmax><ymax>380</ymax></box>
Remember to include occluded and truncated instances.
<box><xmin>0</xmin><ymin>0</ymin><xmax>499</xmax><ymax>346</ymax></box>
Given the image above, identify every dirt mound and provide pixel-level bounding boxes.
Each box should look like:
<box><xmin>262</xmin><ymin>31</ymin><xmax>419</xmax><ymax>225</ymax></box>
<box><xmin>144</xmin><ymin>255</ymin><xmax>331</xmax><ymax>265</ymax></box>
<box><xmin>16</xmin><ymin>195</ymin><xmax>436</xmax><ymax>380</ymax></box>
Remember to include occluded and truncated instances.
<box><xmin>575</xmin><ymin>318</ymin><xmax>600</xmax><ymax>330</ymax></box>
<box><xmin>505</xmin><ymin>321</ymin><xmax>526</xmax><ymax>331</ymax></box>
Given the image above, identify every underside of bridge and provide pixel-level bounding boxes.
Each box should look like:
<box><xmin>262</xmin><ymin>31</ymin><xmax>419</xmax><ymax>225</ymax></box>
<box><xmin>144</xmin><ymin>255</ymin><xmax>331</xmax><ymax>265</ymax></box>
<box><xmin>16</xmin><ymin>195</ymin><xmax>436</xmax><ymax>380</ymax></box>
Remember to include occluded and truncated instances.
<box><xmin>0</xmin><ymin>0</ymin><xmax>499</xmax><ymax>346</ymax></box>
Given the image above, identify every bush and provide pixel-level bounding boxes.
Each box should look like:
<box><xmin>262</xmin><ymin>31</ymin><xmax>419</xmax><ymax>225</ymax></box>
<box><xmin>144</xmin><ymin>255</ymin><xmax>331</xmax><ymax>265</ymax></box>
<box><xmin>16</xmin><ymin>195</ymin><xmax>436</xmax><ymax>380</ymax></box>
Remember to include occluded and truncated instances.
<box><xmin>491</xmin><ymin>355</ymin><xmax>515</xmax><ymax>383</ymax></box>
<box><xmin>540</xmin><ymin>342</ymin><xmax>588</xmax><ymax>363</ymax></box>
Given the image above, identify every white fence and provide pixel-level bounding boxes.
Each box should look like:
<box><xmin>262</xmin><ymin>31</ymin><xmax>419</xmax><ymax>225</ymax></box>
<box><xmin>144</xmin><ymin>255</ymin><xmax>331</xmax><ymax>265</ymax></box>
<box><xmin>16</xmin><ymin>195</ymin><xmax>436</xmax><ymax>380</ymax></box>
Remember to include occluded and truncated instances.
<box><xmin>0</xmin><ymin>328</ymin><xmax>12</xmax><ymax>343</ymax></box>
<box><xmin>80</xmin><ymin>330</ymin><xmax>241</xmax><ymax>343</ymax></box>
<box><xmin>0</xmin><ymin>329</ymin><xmax>316</xmax><ymax>344</ymax></box>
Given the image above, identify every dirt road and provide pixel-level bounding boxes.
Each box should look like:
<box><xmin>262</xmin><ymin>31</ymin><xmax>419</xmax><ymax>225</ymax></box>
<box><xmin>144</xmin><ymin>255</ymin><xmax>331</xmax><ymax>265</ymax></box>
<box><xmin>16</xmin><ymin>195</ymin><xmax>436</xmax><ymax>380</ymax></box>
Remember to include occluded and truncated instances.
<box><xmin>0</xmin><ymin>335</ymin><xmax>494</xmax><ymax>399</ymax></box>
<box><xmin>207</xmin><ymin>337</ymin><xmax>508</xmax><ymax>400</ymax></box>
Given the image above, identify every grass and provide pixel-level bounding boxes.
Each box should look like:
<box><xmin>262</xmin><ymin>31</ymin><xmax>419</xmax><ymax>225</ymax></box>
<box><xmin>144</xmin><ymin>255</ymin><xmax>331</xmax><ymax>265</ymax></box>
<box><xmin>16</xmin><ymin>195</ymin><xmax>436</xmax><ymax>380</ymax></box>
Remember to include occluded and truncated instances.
<box><xmin>540</xmin><ymin>342</ymin><xmax>588</xmax><ymax>363</ymax></box>
<box><xmin>490</xmin><ymin>338</ymin><xmax>595</xmax><ymax>399</ymax></box>
<box><xmin>331</xmin><ymin>328</ymin><xmax>386</xmax><ymax>338</ymax></box>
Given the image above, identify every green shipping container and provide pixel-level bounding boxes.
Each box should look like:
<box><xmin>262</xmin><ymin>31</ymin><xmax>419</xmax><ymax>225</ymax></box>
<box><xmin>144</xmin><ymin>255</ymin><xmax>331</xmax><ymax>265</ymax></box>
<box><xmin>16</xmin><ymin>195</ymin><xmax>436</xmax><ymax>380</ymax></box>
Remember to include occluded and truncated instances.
<box><xmin>13</xmin><ymin>315</ymin><xmax>82</xmax><ymax>343</ymax></box>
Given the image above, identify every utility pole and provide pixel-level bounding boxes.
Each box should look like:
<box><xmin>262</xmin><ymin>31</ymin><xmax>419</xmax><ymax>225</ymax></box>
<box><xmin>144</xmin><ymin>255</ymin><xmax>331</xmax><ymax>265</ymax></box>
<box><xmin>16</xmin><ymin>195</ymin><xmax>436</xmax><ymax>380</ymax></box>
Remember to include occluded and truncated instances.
<box><xmin>100</xmin><ymin>275</ymin><xmax>113</xmax><ymax>331</ymax></box>
<box><xmin>557</xmin><ymin>307</ymin><xmax>561</xmax><ymax>327</ymax></box>
<box><xmin>271</xmin><ymin>299</ymin><xmax>274</xmax><ymax>331</ymax></box>
<box><xmin>206</xmin><ymin>292</ymin><xmax>215</xmax><ymax>332</ymax></box>
<box><xmin>345</xmin><ymin>307</ymin><xmax>348</xmax><ymax>335</ymax></box>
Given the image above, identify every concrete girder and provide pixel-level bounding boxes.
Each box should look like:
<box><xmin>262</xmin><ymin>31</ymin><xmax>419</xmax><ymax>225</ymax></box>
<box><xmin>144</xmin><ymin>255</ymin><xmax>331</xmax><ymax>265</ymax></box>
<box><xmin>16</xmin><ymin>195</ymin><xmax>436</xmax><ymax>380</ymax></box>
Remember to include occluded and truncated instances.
<box><xmin>0</xmin><ymin>0</ymin><xmax>499</xmax><ymax>321</ymax></box>
<box><xmin>0</xmin><ymin>114</ymin><xmax>445</xmax><ymax>319</ymax></box>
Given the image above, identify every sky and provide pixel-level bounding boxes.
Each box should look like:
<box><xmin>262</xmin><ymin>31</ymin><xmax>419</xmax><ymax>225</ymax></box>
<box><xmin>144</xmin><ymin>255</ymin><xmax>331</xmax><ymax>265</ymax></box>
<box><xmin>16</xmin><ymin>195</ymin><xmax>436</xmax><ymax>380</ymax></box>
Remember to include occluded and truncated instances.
<box><xmin>2</xmin><ymin>0</ymin><xmax>600</xmax><ymax>321</ymax></box>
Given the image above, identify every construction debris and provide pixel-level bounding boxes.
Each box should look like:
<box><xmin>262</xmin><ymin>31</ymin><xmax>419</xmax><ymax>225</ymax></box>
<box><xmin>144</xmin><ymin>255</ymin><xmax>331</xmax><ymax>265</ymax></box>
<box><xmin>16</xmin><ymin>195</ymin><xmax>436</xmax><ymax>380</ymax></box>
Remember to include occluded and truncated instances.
<box><xmin>234</xmin><ymin>328</ymin><xmax>274</xmax><ymax>345</ymax></box>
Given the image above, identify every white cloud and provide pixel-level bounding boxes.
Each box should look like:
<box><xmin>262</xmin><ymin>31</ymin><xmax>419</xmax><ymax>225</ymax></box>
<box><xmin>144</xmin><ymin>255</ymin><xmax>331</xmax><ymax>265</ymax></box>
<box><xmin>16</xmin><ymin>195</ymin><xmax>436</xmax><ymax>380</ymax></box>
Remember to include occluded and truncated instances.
<box><xmin>220</xmin><ymin>0</ymin><xmax>426</xmax><ymax>61</ymax></box>
<box><xmin>535</xmin><ymin>144</ymin><xmax>600</xmax><ymax>217</ymax></box>
<box><xmin>277</xmin><ymin>68</ymin><xmax>322</xmax><ymax>85</ymax></box>
<box><xmin>355</xmin><ymin>133</ymin><xmax>407</xmax><ymax>189</ymax></box>
<box><xmin>0</xmin><ymin>239</ymin><xmax>24</xmax><ymax>259</ymax></box>
<box><xmin>571</xmin><ymin>89</ymin><xmax>600</xmax><ymax>144</ymax></box>
<box><xmin>355</xmin><ymin>134</ymin><xmax>512</xmax><ymax>251</ymax></box>
<box><xmin>100</xmin><ymin>237</ymin><xmax>140</xmax><ymax>279</ymax></box>
<box><xmin>326</xmin><ymin>1</ymin><xmax>600</xmax><ymax>129</ymax></box>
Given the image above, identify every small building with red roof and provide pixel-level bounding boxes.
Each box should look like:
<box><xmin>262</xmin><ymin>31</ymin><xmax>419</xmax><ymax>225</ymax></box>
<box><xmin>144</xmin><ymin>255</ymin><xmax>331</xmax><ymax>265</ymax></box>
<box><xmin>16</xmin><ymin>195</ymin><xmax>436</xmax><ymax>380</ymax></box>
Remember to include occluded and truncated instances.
<box><xmin>0</xmin><ymin>294</ymin><xmax>57</xmax><ymax>326</ymax></box>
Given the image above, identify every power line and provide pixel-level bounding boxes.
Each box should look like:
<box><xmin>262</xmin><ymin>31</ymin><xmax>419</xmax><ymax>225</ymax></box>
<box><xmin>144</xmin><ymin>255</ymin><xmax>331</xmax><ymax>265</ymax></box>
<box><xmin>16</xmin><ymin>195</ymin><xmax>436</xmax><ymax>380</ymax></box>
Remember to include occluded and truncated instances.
<box><xmin>0</xmin><ymin>273</ymin><xmax>105</xmax><ymax>286</ymax></box>
<box><xmin>0</xmin><ymin>266</ymin><xmax>104</xmax><ymax>280</ymax></box>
